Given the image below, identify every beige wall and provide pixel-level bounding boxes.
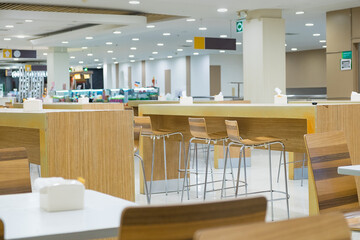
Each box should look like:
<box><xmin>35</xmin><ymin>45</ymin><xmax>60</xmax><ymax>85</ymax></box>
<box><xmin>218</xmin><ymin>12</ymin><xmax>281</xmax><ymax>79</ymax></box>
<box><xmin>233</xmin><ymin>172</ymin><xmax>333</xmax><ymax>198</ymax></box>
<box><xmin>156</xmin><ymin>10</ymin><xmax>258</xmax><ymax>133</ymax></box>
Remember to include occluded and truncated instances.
<box><xmin>286</xmin><ymin>49</ymin><xmax>326</xmax><ymax>88</ymax></box>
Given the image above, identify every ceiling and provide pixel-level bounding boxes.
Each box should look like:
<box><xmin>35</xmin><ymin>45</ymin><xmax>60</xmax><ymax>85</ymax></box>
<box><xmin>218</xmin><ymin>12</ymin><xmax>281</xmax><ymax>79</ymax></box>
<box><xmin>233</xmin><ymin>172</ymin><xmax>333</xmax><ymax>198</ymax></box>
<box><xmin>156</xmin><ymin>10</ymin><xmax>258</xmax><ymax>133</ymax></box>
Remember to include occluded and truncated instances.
<box><xmin>0</xmin><ymin>0</ymin><xmax>359</xmax><ymax>68</ymax></box>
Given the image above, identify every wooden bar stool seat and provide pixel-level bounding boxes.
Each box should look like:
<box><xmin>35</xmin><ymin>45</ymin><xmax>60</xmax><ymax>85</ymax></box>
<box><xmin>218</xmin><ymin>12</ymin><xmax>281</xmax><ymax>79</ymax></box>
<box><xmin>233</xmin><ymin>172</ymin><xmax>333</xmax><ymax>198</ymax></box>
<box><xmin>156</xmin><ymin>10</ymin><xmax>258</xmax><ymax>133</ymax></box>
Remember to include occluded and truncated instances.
<box><xmin>181</xmin><ymin>118</ymin><xmax>235</xmax><ymax>201</ymax></box>
<box><xmin>222</xmin><ymin>120</ymin><xmax>290</xmax><ymax>220</ymax></box>
<box><xmin>134</xmin><ymin>116</ymin><xmax>185</xmax><ymax>202</ymax></box>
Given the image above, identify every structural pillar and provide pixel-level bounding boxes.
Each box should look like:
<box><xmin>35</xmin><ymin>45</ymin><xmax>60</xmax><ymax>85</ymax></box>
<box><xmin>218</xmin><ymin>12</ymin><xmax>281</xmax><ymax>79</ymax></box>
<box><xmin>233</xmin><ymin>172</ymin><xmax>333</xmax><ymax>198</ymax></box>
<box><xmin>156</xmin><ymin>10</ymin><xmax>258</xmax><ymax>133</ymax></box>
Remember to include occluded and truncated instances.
<box><xmin>243</xmin><ymin>9</ymin><xmax>286</xmax><ymax>103</ymax></box>
<box><xmin>47</xmin><ymin>47</ymin><xmax>69</xmax><ymax>91</ymax></box>
<box><xmin>103</xmin><ymin>63</ymin><xmax>117</xmax><ymax>89</ymax></box>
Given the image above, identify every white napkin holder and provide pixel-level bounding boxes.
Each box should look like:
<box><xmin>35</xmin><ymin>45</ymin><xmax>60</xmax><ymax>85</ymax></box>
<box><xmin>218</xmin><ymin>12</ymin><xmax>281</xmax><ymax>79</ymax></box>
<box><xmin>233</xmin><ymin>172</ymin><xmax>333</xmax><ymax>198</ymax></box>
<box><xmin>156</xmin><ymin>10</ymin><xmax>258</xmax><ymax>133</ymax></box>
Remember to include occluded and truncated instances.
<box><xmin>43</xmin><ymin>95</ymin><xmax>53</xmax><ymax>104</ymax></box>
<box><xmin>158</xmin><ymin>96</ymin><xmax>166</xmax><ymax>101</ymax></box>
<box><xmin>78</xmin><ymin>95</ymin><xmax>89</xmax><ymax>104</ymax></box>
<box><xmin>214</xmin><ymin>92</ymin><xmax>224</xmax><ymax>101</ymax></box>
<box><xmin>180</xmin><ymin>96</ymin><xmax>193</xmax><ymax>105</ymax></box>
<box><xmin>36</xmin><ymin>177</ymin><xmax>85</xmax><ymax>212</ymax></box>
<box><xmin>24</xmin><ymin>98</ymin><xmax>43</xmax><ymax>111</ymax></box>
<box><xmin>351</xmin><ymin>91</ymin><xmax>360</xmax><ymax>101</ymax></box>
<box><xmin>274</xmin><ymin>95</ymin><xmax>287</xmax><ymax>104</ymax></box>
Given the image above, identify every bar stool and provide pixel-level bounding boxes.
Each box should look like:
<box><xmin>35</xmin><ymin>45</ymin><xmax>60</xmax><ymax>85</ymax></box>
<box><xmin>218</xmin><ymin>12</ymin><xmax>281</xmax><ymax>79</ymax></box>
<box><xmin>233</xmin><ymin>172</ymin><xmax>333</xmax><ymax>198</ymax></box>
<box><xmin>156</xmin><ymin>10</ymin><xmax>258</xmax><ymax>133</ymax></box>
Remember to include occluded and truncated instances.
<box><xmin>134</xmin><ymin>126</ymin><xmax>150</xmax><ymax>204</ymax></box>
<box><xmin>134</xmin><ymin>116</ymin><xmax>184</xmax><ymax>201</ymax></box>
<box><xmin>222</xmin><ymin>120</ymin><xmax>290</xmax><ymax>220</ymax></box>
<box><xmin>276</xmin><ymin>153</ymin><xmax>306</xmax><ymax>187</ymax></box>
<box><xmin>181</xmin><ymin>118</ymin><xmax>235</xmax><ymax>201</ymax></box>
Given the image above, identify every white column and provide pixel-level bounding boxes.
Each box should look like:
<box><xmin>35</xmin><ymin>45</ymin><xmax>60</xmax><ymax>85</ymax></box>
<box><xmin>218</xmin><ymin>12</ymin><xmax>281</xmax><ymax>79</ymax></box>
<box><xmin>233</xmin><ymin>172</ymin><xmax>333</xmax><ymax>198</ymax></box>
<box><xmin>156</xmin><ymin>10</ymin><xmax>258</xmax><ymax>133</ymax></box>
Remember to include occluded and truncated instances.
<box><xmin>243</xmin><ymin>10</ymin><xmax>286</xmax><ymax>103</ymax></box>
<box><xmin>47</xmin><ymin>47</ymin><xmax>69</xmax><ymax>91</ymax></box>
<box><xmin>103</xmin><ymin>63</ymin><xmax>117</xmax><ymax>89</ymax></box>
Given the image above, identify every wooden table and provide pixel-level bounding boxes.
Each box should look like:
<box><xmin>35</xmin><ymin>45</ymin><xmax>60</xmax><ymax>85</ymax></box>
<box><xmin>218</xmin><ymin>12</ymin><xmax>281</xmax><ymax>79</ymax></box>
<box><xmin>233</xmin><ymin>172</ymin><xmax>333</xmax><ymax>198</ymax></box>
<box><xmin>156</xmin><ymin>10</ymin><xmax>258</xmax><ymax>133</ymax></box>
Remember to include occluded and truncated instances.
<box><xmin>0</xmin><ymin>190</ymin><xmax>136</xmax><ymax>240</ymax></box>
<box><xmin>13</xmin><ymin>102</ymin><xmax>124</xmax><ymax>110</ymax></box>
<box><xmin>0</xmin><ymin>108</ymin><xmax>134</xmax><ymax>201</ymax></box>
<box><xmin>139</xmin><ymin>103</ymin><xmax>360</xmax><ymax>215</ymax></box>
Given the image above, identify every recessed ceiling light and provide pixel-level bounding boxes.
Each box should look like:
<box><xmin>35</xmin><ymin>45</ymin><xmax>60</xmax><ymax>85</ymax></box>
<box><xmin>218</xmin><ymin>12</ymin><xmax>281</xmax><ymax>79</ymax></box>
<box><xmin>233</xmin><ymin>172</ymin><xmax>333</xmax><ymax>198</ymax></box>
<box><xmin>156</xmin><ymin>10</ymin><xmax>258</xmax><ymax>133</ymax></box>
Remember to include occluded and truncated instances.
<box><xmin>186</xmin><ymin>18</ymin><xmax>196</xmax><ymax>22</ymax></box>
<box><xmin>147</xmin><ymin>25</ymin><xmax>155</xmax><ymax>28</ymax></box>
<box><xmin>285</xmin><ymin>43</ymin><xmax>287</xmax><ymax>47</ymax></box>
<box><xmin>70</xmin><ymin>56</ymin><xmax>76</xmax><ymax>59</ymax></box>
<box><xmin>4</xmin><ymin>38</ymin><xmax>11</xmax><ymax>41</ymax></box>
<box><xmin>98</xmin><ymin>63</ymin><xmax>102</xmax><ymax>65</ymax></box>
<box><xmin>106</xmin><ymin>42</ymin><xmax>113</xmax><ymax>45</ymax></box>
<box><xmin>219</xmin><ymin>50</ymin><xmax>226</xmax><ymax>53</ymax></box>
<box><xmin>82</xmin><ymin>47</ymin><xmax>88</xmax><ymax>49</ymax></box>
<box><xmin>43</xmin><ymin>53</ymin><xmax>48</xmax><ymax>56</ymax></box>
<box><xmin>149</xmin><ymin>57</ymin><xmax>154</xmax><ymax>60</ymax></box>
<box><xmin>305</xmin><ymin>23</ymin><xmax>314</xmax><ymax>27</ymax></box>
<box><xmin>167</xmin><ymin>56</ymin><xmax>173</xmax><ymax>59</ymax></box>
<box><xmin>129</xmin><ymin>0</ymin><xmax>140</xmax><ymax>4</ymax></box>
<box><xmin>94</xmin><ymin>59</ymin><xmax>99</xmax><ymax>62</ymax></box>
<box><xmin>107</xmin><ymin>50</ymin><xmax>113</xmax><ymax>53</ymax></box>
<box><xmin>25</xmin><ymin>19</ymin><xmax>33</xmax><ymax>23</ymax></box>
<box><xmin>5</xmin><ymin>25</ymin><xmax>14</xmax><ymax>28</ymax></box>
<box><xmin>97</xmin><ymin>66</ymin><xmax>101</xmax><ymax>69</ymax></box>
<box><xmin>113</xmin><ymin>31</ymin><xmax>121</xmax><ymax>34</ymax></box>
<box><xmin>319</xmin><ymin>40</ymin><xmax>326</xmax><ymax>43</ymax></box>
<box><xmin>79</xmin><ymin>61</ymin><xmax>84</xmax><ymax>64</ymax></box>
<box><xmin>62</xmin><ymin>41</ymin><xmax>69</xmax><ymax>44</ymax></box>
<box><xmin>114</xmin><ymin>61</ymin><xmax>119</xmax><ymax>64</ymax></box>
<box><xmin>157</xmin><ymin>43</ymin><xmax>164</xmax><ymax>46</ymax></box>
<box><xmin>87</xmin><ymin>53</ymin><xmax>93</xmax><ymax>56</ymax></box>
<box><xmin>236</xmin><ymin>42</ymin><xmax>242</xmax><ymax>45</ymax></box>
<box><xmin>313</xmin><ymin>33</ymin><xmax>320</xmax><ymax>37</ymax></box>
<box><xmin>217</xmin><ymin>8</ymin><xmax>228</xmax><ymax>13</ymax></box>
<box><xmin>220</xmin><ymin>35</ymin><xmax>227</xmax><ymax>38</ymax></box>
<box><xmin>322</xmin><ymin>45</ymin><xmax>327</xmax><ymax>48</ymax></box>
<box><xmin>129</xmin><ymin>55</ymin><xmax>135</xmax><ymax>58</ymax></box>
<box><xmin>130</xmin><ymin>47</ymin><xmax>137</xmax><ymax>50</ymax></box>
<box><xmin>85</xmin><ymin>36</ymin><xmax>93</xmax><ymax>40</ymax></box>
<box><xmin>130</xmin><ymin>60</ymin><xmax>135</xmax><ymax>63</ymax></box>
<box><xmin>177</xmin><ymin>48</ymin><xmax>183</xmax><ymax>52</ymax></box>
<box><xmin>163</xmin><ymin>33</ymin><xmax>171</xmax><ymax>36</ymax></box>
<box><xmin>132</xmin><ymin>38</ymin><xmax>139</xmax><ymax>41</ymax></box>
<box><xmin>152</xmin><ymin>51</ymin><xmax>158</xmax><ymax>55</ymax></box>
<box><xmin>112</xmin><ymin>57</ymin><xmax>116</xmax><ymax>60</ymax></box>
<box><xmin>14</xmin><ymin>58</ymin><xmax>19</xmax><ymax>61</ymax></box>
<box><xmin>291</xmin><ymin>48</ymin><xmax>298</xmax><ymax>51</ymax></box>
<box><xmin>296</xmin><ymin>11</ymin><xmax>305</xmax><ymax>15</ymax></box>
<box><xmin>16</xmin><ymin>35</ymin><xmax>26</xmax><ymax>39</ymax></box>
<box><xmin>193</xmin><ymin>52</ymin><xmax>199</xmax><ymax>55</ymax></box>
<box><xmin>199</xmin><ymin>27</ymin><xmax>207</xmax><ymax>31</ymax></box>
<box><xmin>186</xmin><ymin>39</ymin><xmax>193</xmax><ymax>43</ymax></box>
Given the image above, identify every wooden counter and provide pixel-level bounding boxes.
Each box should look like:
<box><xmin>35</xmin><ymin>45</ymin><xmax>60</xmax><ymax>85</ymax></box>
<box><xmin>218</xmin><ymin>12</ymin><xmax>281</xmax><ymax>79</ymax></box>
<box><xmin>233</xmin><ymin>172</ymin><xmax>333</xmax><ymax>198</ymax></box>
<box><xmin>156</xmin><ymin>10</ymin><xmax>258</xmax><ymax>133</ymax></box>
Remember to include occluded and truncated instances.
<box><xmin>13</xmin><ymin>102</ymin><xmax>124</xmax><ymax>110</ymax></box>
<box><xmin>0</xmin><ymin>109</ymin><xmax>134</xmax><ymax>201</ymax></box>
<box><xmin>139</xmin><ymin>103</ymin><xmax>360</xmax><ymax>215</ymax></box>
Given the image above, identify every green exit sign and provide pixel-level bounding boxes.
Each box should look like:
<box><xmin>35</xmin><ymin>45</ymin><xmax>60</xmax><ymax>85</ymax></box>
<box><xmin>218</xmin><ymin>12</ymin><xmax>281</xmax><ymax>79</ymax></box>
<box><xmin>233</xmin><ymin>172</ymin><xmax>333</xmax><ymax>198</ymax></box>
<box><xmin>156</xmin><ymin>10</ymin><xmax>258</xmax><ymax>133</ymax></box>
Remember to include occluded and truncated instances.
<box><xmin>236</xmin><ymin>20</ymin><xmax>243</xmax><ymax>33</ymax></box>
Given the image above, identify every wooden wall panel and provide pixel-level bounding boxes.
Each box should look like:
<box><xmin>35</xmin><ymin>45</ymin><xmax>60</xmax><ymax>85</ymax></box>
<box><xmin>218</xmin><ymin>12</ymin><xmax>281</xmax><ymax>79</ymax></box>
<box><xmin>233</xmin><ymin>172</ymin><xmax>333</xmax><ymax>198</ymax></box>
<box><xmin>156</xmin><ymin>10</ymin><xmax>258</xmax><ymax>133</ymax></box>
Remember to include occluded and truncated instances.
<box><xmin>45</xmin><ymin>110</ymin><xmax>134</xmax><ymax>201</ymax></box>
<box><xmin>326</xmin><ymin>9</ymin><xmax>352</xmax><ymax>53</ymax></box>
<box><xmin>352</xmin><ymin>7</ymin><xmax>360</xmax><ymax>40</ymax></box>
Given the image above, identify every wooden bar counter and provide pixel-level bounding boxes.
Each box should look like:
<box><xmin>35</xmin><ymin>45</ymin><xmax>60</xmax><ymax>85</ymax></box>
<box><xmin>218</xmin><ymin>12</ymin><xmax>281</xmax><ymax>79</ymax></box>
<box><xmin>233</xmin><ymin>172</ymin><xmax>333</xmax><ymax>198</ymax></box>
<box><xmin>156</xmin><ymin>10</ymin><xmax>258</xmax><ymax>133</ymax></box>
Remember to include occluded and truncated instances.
<box><xmin>139</xmin><ymin>103</ymin><xmax>360</xmax><ymax>215</ymax></box>
<box><xmin>13</xmin><ymin>102</ymin><xmax>124</xmax><ymax>110</ymax></box>
<box><xmin>0</xmin><ymin>108</ymin><xmax>134</xmax><ymax>201</ymax></box>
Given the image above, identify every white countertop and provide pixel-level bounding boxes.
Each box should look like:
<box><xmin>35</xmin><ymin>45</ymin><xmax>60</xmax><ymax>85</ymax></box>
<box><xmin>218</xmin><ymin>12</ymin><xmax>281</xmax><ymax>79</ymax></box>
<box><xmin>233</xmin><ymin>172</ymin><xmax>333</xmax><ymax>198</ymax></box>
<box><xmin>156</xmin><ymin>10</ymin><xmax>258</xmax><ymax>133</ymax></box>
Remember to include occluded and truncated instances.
<box><xmin>338</xmin><ymin>165</ymin><xmax>360</xmax><ymax>176</ymax></box>
<box><xmin>0</xmin><ymin>190</ymin><xmax>136</xmax><ymax>240</ymax></box>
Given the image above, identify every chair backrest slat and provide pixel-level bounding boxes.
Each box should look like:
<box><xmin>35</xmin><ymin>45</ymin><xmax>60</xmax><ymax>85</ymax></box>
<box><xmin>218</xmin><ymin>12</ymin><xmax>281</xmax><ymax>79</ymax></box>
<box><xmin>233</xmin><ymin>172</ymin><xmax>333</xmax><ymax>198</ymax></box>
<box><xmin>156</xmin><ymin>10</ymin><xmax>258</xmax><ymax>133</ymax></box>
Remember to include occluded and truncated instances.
<box><xmin>188</xmin><ymin>118</ymin><xmax>210</xmax><ymax>139</ymax></box>
<box><xmin>304</xmin><ymin>131</ymin><xmax>359</xmax><ymax>212</ymax></box>
<box><xmin>194</xmin><ymin>212</ymin><xmax>351</xmax><ymax>240</ymax></box>
<box><xmin>0</xmin><ymin>219</ymin><xmax>4</xmax><ymax>240</ymax></box>
<box><xmin>225</xmin><ymin>120</ymin><xmax>242</xmax><ymax>142</ymax></box>
<box><xmin>0</xmin><ymin>147</ymin><xmax>31</xmax><ymax>195</ymax></box>
<box><xmin>134</xmin><ymin>116</ymin><xmax>153</xmax><ymax>135</ymax></box>
<box><xmin>119</xmin><ymin>197</ymin><xmax>267</xmax><ymax>240</ymax></box>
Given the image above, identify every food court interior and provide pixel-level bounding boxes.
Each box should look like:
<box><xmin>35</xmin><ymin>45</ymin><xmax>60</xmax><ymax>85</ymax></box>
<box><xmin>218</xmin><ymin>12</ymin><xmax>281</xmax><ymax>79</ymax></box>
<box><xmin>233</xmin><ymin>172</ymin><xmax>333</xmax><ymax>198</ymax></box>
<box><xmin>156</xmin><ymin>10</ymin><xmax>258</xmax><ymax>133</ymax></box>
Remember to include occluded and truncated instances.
<box><xmin>1</xmin><ymin>0</ymin><xmax>360</xmax><ymax>240</ymax></box>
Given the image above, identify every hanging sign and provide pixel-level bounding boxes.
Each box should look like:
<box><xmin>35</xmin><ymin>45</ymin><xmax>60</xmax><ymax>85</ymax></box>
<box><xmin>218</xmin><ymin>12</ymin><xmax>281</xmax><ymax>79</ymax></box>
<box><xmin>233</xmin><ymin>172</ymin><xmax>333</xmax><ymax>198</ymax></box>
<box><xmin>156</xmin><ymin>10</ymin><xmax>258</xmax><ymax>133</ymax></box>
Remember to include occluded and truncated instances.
<box><xmin>236</xmin><ymin>20</ymin><xmax>244</xmax><ymax>33</ymax></box>
<box><xmin>194</xmin><ymin>37</ymin><xmax>236</xmax><ymax>50</ymax></box>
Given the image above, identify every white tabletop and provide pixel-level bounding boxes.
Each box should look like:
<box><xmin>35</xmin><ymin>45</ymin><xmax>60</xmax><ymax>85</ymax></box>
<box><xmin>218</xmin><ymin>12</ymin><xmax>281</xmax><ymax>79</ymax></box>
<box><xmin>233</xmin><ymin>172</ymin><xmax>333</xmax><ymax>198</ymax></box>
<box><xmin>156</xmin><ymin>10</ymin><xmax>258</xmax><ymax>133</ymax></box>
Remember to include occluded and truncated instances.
<box><xmin>0</xmin><ymin>190</ymin><xmax>136</xmax><ymax>240</ymax></box>
<box><xmin>338</xmin><ymin>165</ymin><xmax>360</xmax><ymax>176</ymax></box>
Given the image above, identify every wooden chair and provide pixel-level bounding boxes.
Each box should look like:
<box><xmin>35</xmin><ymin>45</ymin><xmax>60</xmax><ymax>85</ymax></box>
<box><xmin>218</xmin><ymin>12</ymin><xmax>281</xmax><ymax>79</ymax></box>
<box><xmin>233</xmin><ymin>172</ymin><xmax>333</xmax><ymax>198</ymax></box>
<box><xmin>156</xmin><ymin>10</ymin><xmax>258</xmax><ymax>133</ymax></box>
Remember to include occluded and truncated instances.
<box><xmin>0</xmin><ymin>147</ymin><xmax>31</xmax><ymax>195</ymax></box>
<box><xmin>119</xmin><ymin>196</ymin><xmax>267</xmax><ymax>240</ymax></box>
<box><xmin>194</xmin><ymin>212</ymin><xmax>351</xmax><ymax>240</ymax></box>
<box><xmin>0</xmin><ymin>219</ymin><xmax>4</xmax><ymax>240</ymax></box>
<box><xmin>304</xmin><ymin>131</ymin><xmax>360</xmax><ymax>230</ymax></box>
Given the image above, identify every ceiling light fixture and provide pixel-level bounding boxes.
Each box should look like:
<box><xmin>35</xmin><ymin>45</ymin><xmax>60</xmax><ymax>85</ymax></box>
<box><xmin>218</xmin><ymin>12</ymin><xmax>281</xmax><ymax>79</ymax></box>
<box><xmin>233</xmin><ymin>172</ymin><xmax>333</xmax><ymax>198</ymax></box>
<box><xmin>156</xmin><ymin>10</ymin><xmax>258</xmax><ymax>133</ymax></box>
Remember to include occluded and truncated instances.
<box><xmin>97</xmin><ymin>66</ymin><xmax>101</xmax><ymax>69</ymax></box>
<box><xmin>132</xmin><ymin>38</ymin><xmax>139</xmax><ymax>41</ymax></box>
<box><xmin>87</xmin><ymin>53</ymin><xmax>93</xmax><ymax>56</ymax></box>
<box><xmin>305</xmin><ymin>23</ymin><xmax>314</xmax><ymax>27</ymax></box>
<box><xmin>113</xmin><ymin>31</ymin><xmax>121</xmax><ymax>34</ymax></box>
<box><xmin>129</xmin><ymin>1</ymin><xmax>140</xmax><ymax>4</ymax></box>
<box><xmin>186</xmin><ymin>18</ymin><xmax>196</xmax><ymax>22</ymax></box>
<box><xmin>291</xmin><ymin>48</ymin><xmax>298</xmax><ymax>51</ymax></box>
<box><xmin>193</xmin><ymin>52</ymin><xmax>199</xmax><ymax>55</ymax></box>
<box><xmin>16</xmin><ymin>35</ymin><xmax>26</xmax><ymax>39</ymax></box>
<box><xmin>130</xmin><ymin>60</ymin><xmax>135</xmax><ymax>63</ymax></box>
<box><xmin>70</xmin><ymin>56</ymin><xmax>76</xmax><ymax>59</ymax></box>
<box><xmin>130</xmin><ymin>47</ymin><xmax>137</xmax><ymax>50</ymax></box>
<box><xmin>149</xmin><ymin>57</ymin><xmax>154</xmax><ymax>60</ymax></box>
<box><xmin>43</xmin><ymin>53</ymin><xmax>48</xmax><ymax>56</ymax></box>
<box><xmin>236</xmin><ymin>42</ymin><xmax>242</xmax><ymax>45</ymax></box>
<box><xmin>106</xmin><ymin>42</ymin><xmax>113</xmax><ymax>45</ymax></box>
<box><xmin>322</xmin><ymin>45</ymin><xmax>327</xmax><ymax>48</ymax></box>
<box><xmin>147</xmin><ymin>25</ymin><xmax>155</xmax><ymax>28</ymax></box>
<box><xmin>112</xmin><ymin>57</ymin><xmax>116</xmax><ymax>60</ymax></box>
<box><xmin>296</xmin><ymin>11</ymin><xmax>305</xmax><ymax>15</ymax></box>
<box><xmin>85</xmin><ymin>36</ymin><xmax>93</xmax><ymax>40</ymax></box>
<box><xmin>220</xmin><ymin>35</ymin><xmax>227</xmax><ymax>38</ymax></box>
<box><xmin>313</xmin><ymin>33</ymin><xmax>320</xmax><ymax>37</ymax></box>
<box><xmin>219</xmin><ymin>50</ymin><xmax>225</xmax><ymax>53</ymax></box>
<box><xmin>79</xmin><ymin>61</ymin><xmax>84</xmax><ymax>64</ymax></box>
<box><xmin>114</xmin><ymin>61</ymin><xmax>119</xmax><ymax>64</ymax></box>
<box><xmin>62</xmin><ymin>41</ymin><xmax>69</xmax><ymax>44</ymax></box>
<box><xmin>157</xmin><ymin>43</ymin><xmax>164</xmax><ymax>46</ymax></box>
<box><xmin>107</xmin><ymin>50</ymin><xmax>113</xmax><ymax>53</ymax></box>
<box><xmin>129</xmin><ymin>55</ymin><xmax>135</xmax><ymax>58</ymax></box>
<box><xmin>4</xmin><ymin>38</ymin><xmax>11</xmax><ymax>41</ymax></box>
<box><xmin>177</xmin><ymin>49</ymin><xmax>183</xmax><ymax>52</ymax></box>
<box><xmin>82</xmin><ymin>47</ymin><xmax>88</xmax><ymax>49</ymax></box>
<box><xmin>94</xmin><ymin>59</ymin><xmax>99</xmax><ymax>62</ymax></box>
<box><xmin>217</xmin><ymin>8</ymin><xmax>228</xmax><ymax>13</ymax></box>
<box><xmin>163</xmin><ymin>33</ymin><xmax>171</xmax><ymax>36</ymax></box>
<box><xmin>199</xmin><ymin>27</ymin><xmax>207</xmax><ymax>31</ymax></box>
<box><xmin>152</xmin><ymin>51</ymin><xmax>158</xmax><ymax>54</ymax></box>
<box><xmin>167</xmin><ymin>56</ymin><xmax>173</xmax><ymax>59</ymax></box>
<box><xmin>5</xmin><ymin>25</ymin><xmax>14</xmax><ymax>28</ymax></box>
<box><xmin>25</xmin><ymin>19</ymin><xmax>33</xmax><ymax>23</ymax></box>
<box><xmin>319</xmin><ymin>40</ymin><xmax>326</xmax><ymax>43</ymax></box>
<box><xmin>186</xmin><ymin>39</ymin><xmax>193</xmax><ymax>43</ymax></box>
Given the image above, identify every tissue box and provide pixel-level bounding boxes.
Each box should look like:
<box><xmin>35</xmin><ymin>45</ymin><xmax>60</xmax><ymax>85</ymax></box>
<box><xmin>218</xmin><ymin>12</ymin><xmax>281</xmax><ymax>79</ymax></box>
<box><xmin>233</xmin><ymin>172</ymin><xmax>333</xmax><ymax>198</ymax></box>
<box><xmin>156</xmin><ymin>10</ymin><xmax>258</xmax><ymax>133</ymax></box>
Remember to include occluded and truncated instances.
<box><xmin>274</xmin><ymin>95</ymin><xmax>287</xmax><ymax>104</ymax></box>
<box><xmin>43</xmin><ymin>96</ymin><xmax>53</xmax><ymax>104</ymax></box>
<box><xmin>180</xmin><ymin>97</ymin><xmax>193</xmax><ymax>105</ymax></box>
<box><xmin>351</xmin><ymin>94</ymin><xmax>360</xmax><ymax>101</ymax></box>
<box><xmin>38</xmin><ymin>179</ymin><xmax>85</xmax><ymax>212</ymax></box>
<box><xmin>78</xmin><ymin>97</ymin><xmax>89</xmax><ymax>104</ymax></box>
<box><xmin>24</xmin><ymin>98</ymin><xmax>43</xmax><ymax>111</ymax></box>
<box><xmin>214</xmin><ymin>95</ymin><xmax>224</xmax><ymax>101</ymax></box>
<box><xmin>158</xmin><ymin>96</ymin><xmax>166</xmax><ymax>101</ymax></box>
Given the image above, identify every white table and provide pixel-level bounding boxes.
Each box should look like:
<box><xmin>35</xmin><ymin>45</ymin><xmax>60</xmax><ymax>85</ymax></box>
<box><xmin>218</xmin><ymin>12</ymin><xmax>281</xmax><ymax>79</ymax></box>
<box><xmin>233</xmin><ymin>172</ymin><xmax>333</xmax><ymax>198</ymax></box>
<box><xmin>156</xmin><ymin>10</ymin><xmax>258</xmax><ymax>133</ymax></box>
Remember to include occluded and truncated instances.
<box><xmin>338</xmin><ymin>165</ymin><xmax>360</xmax><ymax>176</ymax></box>
<box><xmin>0</xmin><ymin>190</ymin><xmax>136</xmax><ymax>240</ymax></box>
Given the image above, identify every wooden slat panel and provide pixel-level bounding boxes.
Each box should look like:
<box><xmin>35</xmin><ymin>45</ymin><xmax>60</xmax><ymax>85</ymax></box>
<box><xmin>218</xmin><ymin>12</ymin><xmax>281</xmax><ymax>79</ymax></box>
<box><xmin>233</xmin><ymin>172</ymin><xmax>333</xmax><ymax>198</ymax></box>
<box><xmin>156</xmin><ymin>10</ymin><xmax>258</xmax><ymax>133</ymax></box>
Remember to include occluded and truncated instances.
<box><xmin>0</xmin><ymin>147</ymin><xmax>31</xmax><ymax>195</ymax></box>
<box><xmin>119</xmin><ymin>197</ymin><xmax>267</xmax><ymax>240</ymax></box>
<box><xmin>305</xmin><ymin>131</ymin><xmax>359</xmax><ymax>212</ymax></box>
<box><xmin>0</xmin><ymin>219</ymin><xmax>3</xmax><ymax>240</ymax></box>
<box><xmin>194</xmin><ymin>212</ymin><xmax>351</xmax><ymax>240</ymax></box>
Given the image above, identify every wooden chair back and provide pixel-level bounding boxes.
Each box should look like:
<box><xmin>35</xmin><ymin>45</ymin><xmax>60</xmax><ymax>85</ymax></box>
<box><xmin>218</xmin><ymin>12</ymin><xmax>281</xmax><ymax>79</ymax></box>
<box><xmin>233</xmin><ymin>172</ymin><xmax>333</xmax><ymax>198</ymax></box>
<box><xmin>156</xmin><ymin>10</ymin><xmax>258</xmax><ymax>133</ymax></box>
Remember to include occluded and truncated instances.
<box><xmin>133</xmin><ymin>126</ymin><xmax>141</xmax><ymax>153</ymax></box>
<box><xmin>134</xmin><ymin>116</ymin><xmax>153</xmax><ymax>135</ymax></box>
<box><xmin>304</xmin><ymin>131</ymin><xmax>359</xmax><ymax>212</ymax></box>
<box><xmin>119</xmin><ymin>197</ymin><xmax>267</xmax><ymax>240</ymax></box>
<box><xmin>188</xmin><ymin>118</ymin><xmax>210</xmax><ymax>139</ymax></box>
<box><xmin>194</xmin><ymin>212</ymin><xmax>351</xmax><ymax>240</ymax></box>
<box><xmin>225</xmin><ymin>120</ymin><xmax>242</xmax><ymax>142</ymax></box>
<box><xmin>0</xmin><ymin>219</ymin><xmax>3</xmax><ymax>240</ymax></box>
<box><xmin>0</xmin><ymin>147</ymin><xmax>31</xmax><ymax>195</ymax></box>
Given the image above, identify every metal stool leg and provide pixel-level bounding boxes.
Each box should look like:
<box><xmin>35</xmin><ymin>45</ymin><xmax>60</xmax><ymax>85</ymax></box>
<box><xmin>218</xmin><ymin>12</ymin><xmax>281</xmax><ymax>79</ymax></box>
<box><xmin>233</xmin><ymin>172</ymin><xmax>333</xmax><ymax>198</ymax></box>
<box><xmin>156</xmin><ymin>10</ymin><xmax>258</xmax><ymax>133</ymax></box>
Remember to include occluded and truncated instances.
<box><xmin>203</xmin><ymin>141</ymin><xmax>211</xmax><ymax>200</ymax></box>
<box><xmin>37</xmin><ymin>164</ymin><xmax>41</xmax><ymax>177</ymax></box>
<box><xmin>181</xmin><ymin>140</ymin><xmax>192</xmax><ymax>201</ymax></box>
<box><xmin>195</xmin><ymin>143</ymin><xmax>199</xmax><ymax>198</ymax></box>
<box><xmin>149</xmin><ymin>137</ymin><xmax>156</xmax><ymax>202</ymax></box>
<box><xmin>301</xmin><ymin>153</ymin><xmax>305</xmax><ymax>187</ymax></box>
<box><xmin>163</xmin><ymin>136</ymin><xmax>168</xmax><ymax>196</ymax></box>
<box><xmin>276</xmin><ymin>150</ymin><xmax>283</xmax><ymax>183</ymax></box>
<box><xmin>281</xmin><ymin>143</ymin><xmax>290</xmax><ymax>219</ymax></box>
<box><xmin>268</xmin><ymin>145</ymin><xmax>274</xmax><ymax>221</ymax></box>
<box><xmin>136</xmin><ymin>154</ymin><xmax>150</xmax><ymax>204</ymax></box>
<box><xmin>221</xmin><ymin>144</ymin><xmax>230</xmax><ymax>198</ymax></box>
<box><xmin>177</xmin><ymin>136</ymin><xmax>183</xmax><ymax>194</ymax></box>
<box><xmin>243</xmin><ymin>147</ymin><xmax>248</xmax><ymax>195</ymax></box>
<box><xmin>235</xmin><ymin>146</ymin><xmax>245</xmax><ymax>197</ymax></box>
